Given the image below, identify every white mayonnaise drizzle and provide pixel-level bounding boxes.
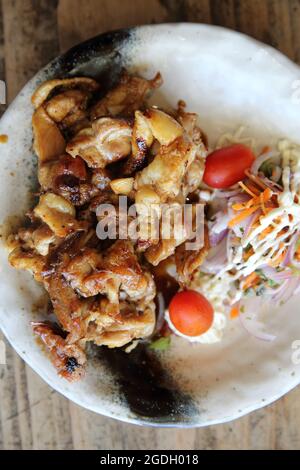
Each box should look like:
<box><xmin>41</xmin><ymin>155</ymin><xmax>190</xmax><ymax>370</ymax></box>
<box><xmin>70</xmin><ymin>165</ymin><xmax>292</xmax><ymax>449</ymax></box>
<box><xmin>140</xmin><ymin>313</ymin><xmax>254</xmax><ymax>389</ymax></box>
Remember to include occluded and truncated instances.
<box><xmin>220</xmin><ymin>140</ymin><xmax>300</xmax><ymax>278</ymax></box>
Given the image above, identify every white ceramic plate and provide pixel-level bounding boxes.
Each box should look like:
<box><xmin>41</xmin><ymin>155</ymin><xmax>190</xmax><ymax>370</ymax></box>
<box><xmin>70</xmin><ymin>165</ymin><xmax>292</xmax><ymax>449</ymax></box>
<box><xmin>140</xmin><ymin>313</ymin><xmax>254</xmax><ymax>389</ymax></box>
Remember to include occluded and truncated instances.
<box><xmin>1</xmin><ymin>24</ymin><xmax>300</xmax><ymax>427</ymax></box>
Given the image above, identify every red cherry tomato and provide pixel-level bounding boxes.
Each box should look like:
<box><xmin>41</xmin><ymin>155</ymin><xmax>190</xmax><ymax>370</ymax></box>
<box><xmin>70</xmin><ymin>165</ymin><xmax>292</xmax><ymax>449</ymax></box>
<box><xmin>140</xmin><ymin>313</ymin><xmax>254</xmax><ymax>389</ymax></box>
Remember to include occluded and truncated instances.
<box><xmin>169</xmin><ymin>290</ymin><xmax>214</xmax><ymax>337</ymax></box>
<box><xmin>203</xmin><ymin>144</ymin><xmax>255</xmax><ymax>189</ymax></box>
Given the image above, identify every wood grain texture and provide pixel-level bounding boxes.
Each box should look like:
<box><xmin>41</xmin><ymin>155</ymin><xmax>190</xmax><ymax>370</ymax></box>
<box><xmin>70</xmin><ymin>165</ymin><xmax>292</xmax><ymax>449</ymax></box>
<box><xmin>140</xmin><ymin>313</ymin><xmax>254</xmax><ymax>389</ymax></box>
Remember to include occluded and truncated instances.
<box><xmin>0</xmin><ymin>0</ymin><xmax>300</xmax><ymax>450</ymax></box>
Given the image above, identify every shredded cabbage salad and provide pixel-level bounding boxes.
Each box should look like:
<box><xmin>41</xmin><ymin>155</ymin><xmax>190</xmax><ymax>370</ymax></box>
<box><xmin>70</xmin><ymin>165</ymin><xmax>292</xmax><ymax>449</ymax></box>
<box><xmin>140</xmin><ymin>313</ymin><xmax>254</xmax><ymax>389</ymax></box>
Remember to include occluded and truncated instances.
<box><xmin>195</xmin><ymin>131</ymin><xmax>300</xmax><ymax>342</ymax></box>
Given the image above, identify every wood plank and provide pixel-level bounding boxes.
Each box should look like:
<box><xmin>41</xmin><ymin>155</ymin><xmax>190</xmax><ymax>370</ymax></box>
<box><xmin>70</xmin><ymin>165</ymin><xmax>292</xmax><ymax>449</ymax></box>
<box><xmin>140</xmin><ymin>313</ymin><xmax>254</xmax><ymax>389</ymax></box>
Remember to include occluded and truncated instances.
<box><xmin>58</xmin><ymin>0</ymin><xmax>212</xmax><ymax>52</ymax></box>
<box><xmin>0</xmin><ymin>0</ymin><xmax>71</xmax><ymax>451</ymax></box>
<box><xmin>0</xmin><ymin>336</ymin><xmax>22</xmax><ymax>449</ymax></box>
<box><xmin>57</xmin><ymin>0</ymin><xmax>169</xmax><ymax>52</ymax></box>
<box><xmin>289</xmin><ymin>0</ymin><xmax>300</xmax><ymax>64</ymax></box>
<box><xmin>210</xmin><ymin>0</ymin><xmax>237</xmax><ymax>29</ymax></box>
<box><xmin>2</xmin><ymin>0</ymin><xmax>60</xmax><ymax>102</ymax></box>
<box><xmin>0</xmin><ymin>0</ymin><xmax>6</xmax><ymax>117</ymax></box>
<box><xmin>13</xmin><ymin>354</ymin><xmax>33</xmax><ymax>449</ymax></box>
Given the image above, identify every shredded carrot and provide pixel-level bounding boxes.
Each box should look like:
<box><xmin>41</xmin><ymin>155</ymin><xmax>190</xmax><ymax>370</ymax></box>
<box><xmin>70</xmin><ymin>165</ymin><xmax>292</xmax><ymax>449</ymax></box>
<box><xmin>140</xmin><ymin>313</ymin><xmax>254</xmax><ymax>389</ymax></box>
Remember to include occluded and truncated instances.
<box><xmin>230</xmin><ymin>306</ymin><xmax>240</xmax><ymax>319</ymax></box>
<box><xmin>261</xmin><ymin>205</ymin><xmax>277</xmax><ymax>215</ymax></box>
<box><xmin>244</xmin><ymin>170</ymin><xmax>268</xmax><ymax>189</ymax></box>
<box><xmin>260</xmin><ymin>191</ymin><xmax>267</xmax><ymax>214</ymax></box>
<box><xmin>228</xmin><ymin>205</ymin><xmax>259</xmax><ymax>228</ymax></box>
<box><xmin>249</xmin><ymin>213</ymin><xmax>260</xmax><ymax>230</ymax></box>
<box><xmin>249</xmin><ymin>188</ymin><xmax>272</xmax><ymax>207</ymax></box>
<box><xmin>259</xmin><ymin>225</ymin><xmax>273</xmax><ymax>240</ymax></box>
<box><xmin>296</xmin><ymin>242</ymin><xmax>300</xmax><ymax>261</ymax></box>
<box><xmin>242</xmin><ymin>272</ymin><xmax>259</xmax><ymax>290</ymax></box>
<box><xmin>268</xmin><ymin>243</ymin><xmax>286</xmax><ymax>267</ymax></box>
<box><xmin>245</xmin><ymin>182</ymin><xmax>261</xmax><ymax>197</ymax></box>
<box><xmin>260</xmin><ymin>145</ymin><xmax>271</xmax><ymax>155</ymax></box>
<box><xmin>238</xmin><ymin>181</ymin><xmax>258</xmax><ymax>198</ymax></box>
<box><xmin>243</xmin><ymin>247</ymin><xmax>254</xmax><ymax>261</ymax></box>
<box><xmin>232</xmin><ymin>201</ymin><xmax>256</xmax><ymax>211</ymax></box>
<box><xmin>233</xmin><ymin>188</ymin><xmax>272</xmax><ymax>212</ymax></box>
<box><xmin>230</xmin><ymin>187</ymin><xmax>275</xmax><ymax>229</ymax></box>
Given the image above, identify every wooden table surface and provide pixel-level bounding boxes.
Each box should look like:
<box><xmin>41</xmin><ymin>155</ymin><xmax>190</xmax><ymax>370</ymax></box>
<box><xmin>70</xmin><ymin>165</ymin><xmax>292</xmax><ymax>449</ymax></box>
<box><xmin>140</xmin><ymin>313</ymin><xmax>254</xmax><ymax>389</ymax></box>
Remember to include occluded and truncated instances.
<box><xmin>1</xmin><ymin>0</ymin><xmax>300</xmax><ymax>450</ymax></box>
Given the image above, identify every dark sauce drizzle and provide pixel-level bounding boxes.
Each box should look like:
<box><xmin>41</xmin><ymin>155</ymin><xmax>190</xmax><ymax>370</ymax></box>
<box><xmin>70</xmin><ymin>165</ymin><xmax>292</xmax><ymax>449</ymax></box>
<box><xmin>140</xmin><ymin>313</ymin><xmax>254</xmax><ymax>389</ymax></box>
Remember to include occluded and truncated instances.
<box><xmin>99</xmin><ymin>343</ymin><xmax>197</xmax><ymax>421</ymax></box>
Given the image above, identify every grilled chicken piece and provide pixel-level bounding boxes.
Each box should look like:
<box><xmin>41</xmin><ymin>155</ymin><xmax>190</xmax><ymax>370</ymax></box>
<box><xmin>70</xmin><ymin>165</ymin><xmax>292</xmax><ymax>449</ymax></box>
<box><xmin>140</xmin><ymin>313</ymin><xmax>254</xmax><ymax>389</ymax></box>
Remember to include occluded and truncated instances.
<box><xmin>32</xmin><ymin>77</ymin><xmax>99</xmax><ymax>163</ymax></box>
<box><xmin>58</xmin><ymin>180</ymin><xmax>100</xmax><ymax>207</ymax></box>
<box><xmin>38</xmin><ymin>154</ymin><xmax>87</xmax><ymax>189</ymax></box>
<box><xmin>31</xmin><ymin>225</ymin><xmax>57</xmax><ymax>256</ymax></box>
<box><xmin>90</xmin><ymin>72</ymin><xmax>162</xmax><ymax>119</ymax></box>
<box><xmin>8</xmin><ymin>247</ymin><xmax>45</xmax><ymax>282</ymax></box>
<box><xmin>122</xmin><ymin>107</ymin><xmax>183</xmax><ymax>175</ymax></box>
<box><xmin>175</xmin><ymin>224</ymin><xmax>210</xmax><ymax>284</ymax></box>
<box><xmin>7</xmin><ymin>225</ymin><xmax>56</xmax><ymax>257</ymax></box>
<box><xmin>62</xmin><ymin>240</ymin><xmax>154</xmax><ymax>303</ymax></box>
<box><xmin>134</xmin><ymin>185</ymin><xmax>161</xmax><ymax>249</ymax></box>
<box><xmin>133</xmin><ymin>111</ymin><xmax>207</xmax><ymax>264</ymax></box>
<box><xmin>31</xmin><ymin>77</ymin><xmax>99</xmax><ymax>109</ymax></box>
<box><xmin>144</xmin><ymin>201</ymin><xmax>189</xmax><ymax>266</ymax></box>
<box><xmin>45</xmin><ymin>89</ymin><xmax>89</xmax><ymax>129</ymax></box>
<box><xmin>66</xmin><ymin>117</ymin><xmax>132</xmax><ymax>168</ymax></box>
<box><xmin>32</xmin><ymin>322</ymin><xmax>86</xmax><ymax>381</ymax></box>
<box><xmin>88</xmin><ymin>298</ymin><xmax>155</xmax><ymax>348</ymax></box>
<box><xmin>135</xmin><ymin>137</ymin><xmax>197</xmax><ymax>202</ymax></box>
<box><xmin>32</xmin><ymin>107</ymin><xmax>66</xmax><ymax>163</ymax></box>
<box><xmin>122</xmin><ymin>110</ymin><xmax>153</xmax><ymax>175</ymax></box>
<box><xmin>45</xmin><ymin>268</ymin><xmax>155</xmax><ymax>350</ymax></box>
<box><xmin>177</xmin><ymin>102</ymin><xmax>207</xmax><ymax>194</ymax></box>
<box><xmin>34</xmin><ymin>193</ymin><xmax>87</xmax><ymax>237</ymax></box>
<box><xmin>144</xmin><ymin>108</ymin><xmax>183</xmax><ymax>145</ymax></box>
<box><xmin>91</xmin><ymin>168</ymin><xmax>111</xmax><ymax>190</ymax></box>
<box><xmin>43</xmin><ymin>240</ymin><xmax>156</xmax><ymax>349</ymax></box>
<box><xmin>44</xmin><ymin>274</ymin><xmax>93</xmax><ymax>343</ymax></box>
<box><xmin>44</xmin><ymin>87</ymin><xmax>93</xmax><ymax>133</ymax></box>
<box><xmin>38</xmin><ymin>154</ymin><xmax>99</xmax><ymax>206</ymax></box>
<box><xmin>133</xmin><ymin>137</ymin><xmax>198</xmax><ymax>261</ymax></box>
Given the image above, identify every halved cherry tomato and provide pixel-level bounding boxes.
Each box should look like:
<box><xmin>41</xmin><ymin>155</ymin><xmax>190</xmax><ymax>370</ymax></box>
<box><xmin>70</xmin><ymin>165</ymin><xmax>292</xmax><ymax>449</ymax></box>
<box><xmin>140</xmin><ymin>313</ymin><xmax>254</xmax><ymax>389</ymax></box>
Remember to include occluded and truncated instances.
<box><xmin>203</xmin><ymin>144</ymin><xmax>255</xmax><ymax>189</ymax></box>
<box><xmin>169</xmin><ymin>290</ymin><xmax>214</xmax><ymax>337</ymax></box>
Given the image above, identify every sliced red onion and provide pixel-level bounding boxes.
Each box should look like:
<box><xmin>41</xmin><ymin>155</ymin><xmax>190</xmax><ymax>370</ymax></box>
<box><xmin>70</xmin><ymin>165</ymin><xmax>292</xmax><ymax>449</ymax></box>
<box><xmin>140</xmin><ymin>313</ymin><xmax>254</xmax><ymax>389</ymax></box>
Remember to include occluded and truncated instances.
<box><xmin>226</xmin><ymin>227</ymin><xmax>239</xmax><ymax>265</ymax></box>
<box><xmin>272</xmin><ymin>277</ymin><xmax>300</xmax><ymax>304</ymax></box>
<box><xmin>264</xmin><ymin>279</ymin><xmax>288</xmax><ymax>300</ymax></box>
<box><xmin>242</xmin><ymin>210</ymin><xmax>260</xmax><ymax>240</ymax></box>
<box><xmin>260</xmin><ymin>266</ymin><xmax>293</xmax><ymax>282</ymax></box>
<box><xmin>210</xmin><ymin>211</ymin><xmax>231</xmax><ymax>234</ymax></box>
<box><xmin>209</xmin><ymin>228</ymin><xmax>228</xmax><ymax>247</ymax></box>
<box><xmin>259</xmin><ymin>176</ymin><xmax>282</xmax><ymax>192</ymax></box>
<box><xmin>228</xmin><ymin>194</ymin><xmax>250</xmax><ymax>205</ymax></box>
<box><xmin>202</xmin><ymin>236</ymin><xmax>228</xmax><ymax>273</ymax></box>
<box><xmin>239</xmin><ymin>298</ymin><xmax>276</xmax><ymax>342</ymax></box>
<box><xmin>214</xmin><ymin>188</ymin><xmax>241</xmax><ymax>198</ymax></box>
<box><xmin>251</xmin><ymin>151</ymin><xmax>278</xmax><ymax>175</ymax></box>
<box><xmin>270</xmin><ymin>166</ymin><xmax>282</xmax><ymax>183</ymax></box>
